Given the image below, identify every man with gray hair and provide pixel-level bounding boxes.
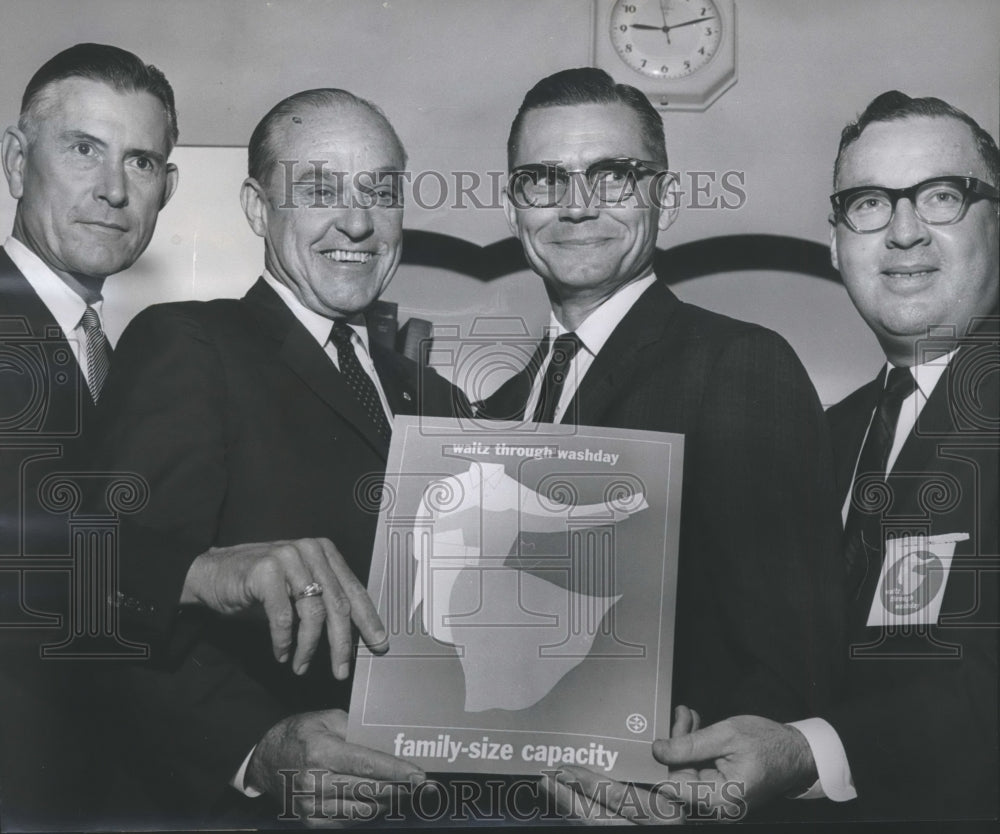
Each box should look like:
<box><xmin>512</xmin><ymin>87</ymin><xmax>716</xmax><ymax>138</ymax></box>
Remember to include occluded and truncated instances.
<box><xmin>88</xmin><ymin>87</ymin><xmax>463</xmax><ymax>824</ymax></box>
<box><xmin>0</xmin><ymin>42</ymin><xmax>179</xmax><ymax>827</ymax></box>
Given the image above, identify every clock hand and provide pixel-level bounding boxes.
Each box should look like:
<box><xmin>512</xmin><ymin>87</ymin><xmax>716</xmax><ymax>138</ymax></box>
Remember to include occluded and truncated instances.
<box><xmin>665</xmin><ymin>15</ymin><xmax>715</xmax><ymax>31</ymax></box>
<box><xmin>658</xmin><ymin>0</ymin><xmax>673</xmax><ymax>43</ymax></box>
<box><xmin>628</xmin><ymin>15</ymin><xmax>715</xmax><ymax>34</ymax></box>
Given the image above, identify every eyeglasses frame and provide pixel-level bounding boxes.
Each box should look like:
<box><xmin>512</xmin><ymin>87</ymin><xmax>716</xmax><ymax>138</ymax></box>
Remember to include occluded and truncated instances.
<box><xmin>830</xmin><ymin>175</ymin><xmax>1000</xmax><ymax>233</ymax></box>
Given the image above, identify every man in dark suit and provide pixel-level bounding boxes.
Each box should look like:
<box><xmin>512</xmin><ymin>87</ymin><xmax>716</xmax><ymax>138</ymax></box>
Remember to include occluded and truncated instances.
<box><xmin>649</xmin><ymin>92</ymin><xmax>998</xmax><ymax>824</ymax></box>
<box><xmin>476</xmin><ymin>68</ymin><xmax>845</xmax><ymax>821</ymax></box>
<box><xmin>88</xmin><ymin>88</ymin><xmax>462</xmax><ymax>825</ymax></box>
<box><xmin>0</xmin><ymin>43</ymin><xmax>179</xmax><ymax>829</ymax></box>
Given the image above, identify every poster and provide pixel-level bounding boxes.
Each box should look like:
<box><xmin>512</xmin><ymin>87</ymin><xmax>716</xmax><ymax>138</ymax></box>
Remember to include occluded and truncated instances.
<box><xmin>348</xmin><ymin>417</ymin><xmax>683</xmax><ymax>783</ymax></box>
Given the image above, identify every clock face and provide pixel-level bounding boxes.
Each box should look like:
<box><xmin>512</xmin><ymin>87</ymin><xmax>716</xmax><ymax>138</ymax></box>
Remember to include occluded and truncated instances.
<box><xmin>609</xmin><ymin>0</ymin><xmax>723</xmax><ymax>80</ymax></box>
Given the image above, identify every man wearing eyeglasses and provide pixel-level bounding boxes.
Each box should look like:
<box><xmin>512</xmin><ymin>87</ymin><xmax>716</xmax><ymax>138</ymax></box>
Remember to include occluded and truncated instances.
<box><xmin>607</xmin><ymin>92</ymin><xmax>999</xmax><ymax>823</ymax></box>
<box><xmin>482</xmin><ymin>68</ymin><xmax>845</xmax><ymax>772</ymax></box>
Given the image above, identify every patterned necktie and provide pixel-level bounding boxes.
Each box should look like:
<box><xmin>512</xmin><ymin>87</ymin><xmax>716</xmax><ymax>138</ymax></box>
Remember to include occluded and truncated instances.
<box><xmin>532</xmin><ymin>332</ymin><xmax>582</xmax><ymax>423</ymax></box>
<box><xmin>329</xmin><ymin>320</ymin><xmax>391</xmax><ymax>441</ymax></box>
<box><xmin>843</xmin><ymin>365</ymin><xmax>918</xmax><ymax>594</ymax></box>
<box><xmin>79</xmin><ymin>305</ymin><xmax>111</xmax><ymax>402</ymax></box>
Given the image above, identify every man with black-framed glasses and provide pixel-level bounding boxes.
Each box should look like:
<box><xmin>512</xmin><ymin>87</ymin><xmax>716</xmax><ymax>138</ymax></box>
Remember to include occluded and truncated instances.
<box><xmin>477</xmin><ymin>68</ymin><xmax>846</xmax><ymax>822</ymax></box>
<box><xmin>617</xmin><ymin>91</ymin><xmax>999</xmax><ymax>824</ymax></box>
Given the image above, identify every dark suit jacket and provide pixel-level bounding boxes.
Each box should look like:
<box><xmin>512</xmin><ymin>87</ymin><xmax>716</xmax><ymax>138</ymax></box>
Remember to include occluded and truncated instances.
<box><xmin>483</xmin><ymin>280</ymin><xmax>846</xmax><ymax>724</ymax></box>
<box><xmin>0</xmin><ymin>247</ymin><xmax>96</xmax><ymax>559</ymax></box>
<box><xmin>0</xmin><ymin>246</ymin><xmax>107</xmax><ymax>829</ymax></box>
<box><xmin>824</xmin><ymin>339</ymin><xmax>999</xmax><ymax>821</ymax></box>
<box><xmin>87</xmin><ymin>277</ymin><xmax>464</xmax><ymax>822</ymax></box>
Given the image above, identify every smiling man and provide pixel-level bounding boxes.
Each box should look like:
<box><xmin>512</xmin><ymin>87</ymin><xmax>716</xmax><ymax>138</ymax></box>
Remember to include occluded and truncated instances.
<box><xmin>87</xmin><ymin>89</ymin><xmax>461</xmax><ymax>823</ymax></box>
<box><xmin>482</xmin><ymin>69</ymin><xmax>845</xmax><ymax>804</ymax></box>
<box><xmin>645</xmin><ymin>92</ymin><xmax>999</xmax><ymax>824</ymax></box>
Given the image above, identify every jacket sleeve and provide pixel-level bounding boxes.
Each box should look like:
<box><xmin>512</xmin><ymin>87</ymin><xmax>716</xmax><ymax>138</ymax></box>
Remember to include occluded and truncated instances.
<box><xmin>89</xmin><ymin>304</ymin><xmax>230</xmax><ymax>650</ymax></box>
<box><xmin>681</xmin><ymin>328</ymin><xmax>847</xmax><ymax>722</ymax></box>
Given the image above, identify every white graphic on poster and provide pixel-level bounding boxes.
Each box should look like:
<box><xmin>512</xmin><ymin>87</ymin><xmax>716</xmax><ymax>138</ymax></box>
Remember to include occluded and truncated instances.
<box><xmin>410</xmin><ymin>461</ymin><xmax>647</xmax><ymax>711</ymax></box>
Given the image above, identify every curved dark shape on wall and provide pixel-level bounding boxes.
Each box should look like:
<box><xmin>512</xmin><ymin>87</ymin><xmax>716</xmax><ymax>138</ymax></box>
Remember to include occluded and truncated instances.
<box><xmin>400</xmin><ymin>230</ymin><xmax>842</xmax><ymax>284</ymax></box>
<box><xmin>654</xmin><ymin>234</ymin><xmax>841</xmax><ymax>284</ymax></box>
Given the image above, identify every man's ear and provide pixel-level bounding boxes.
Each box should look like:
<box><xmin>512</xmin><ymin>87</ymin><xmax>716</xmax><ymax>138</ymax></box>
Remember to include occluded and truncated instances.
<box><xmin>501</xmin><ymin>187</ymin><xmax>519</xmax><ymax>237</ymax></box>
<box><xmin>2</xmin><ymin>127</ymin><xmax>28</xmax><ymax>200</ymax></box>
<box><xmin>240</xmin><ymin>177</ymin><xmax>268</xmax><ymax>238</ymax></box>
<box><xmin>656</xmin><ymin>172</ymin><xmax>681</xmax><ymax>232</ymax></box>
<box><xmin>160</xmin><ymin>162</ymin><xmax>179</xmax><ymax>209</ymax></box>
<box><xmin>829</xmin><ymin>218</ymin><xmax>839</xmax><ymax>272</ymax></box>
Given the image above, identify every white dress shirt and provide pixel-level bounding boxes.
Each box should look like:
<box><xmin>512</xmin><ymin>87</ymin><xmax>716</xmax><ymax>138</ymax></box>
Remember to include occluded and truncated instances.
<box><xmin>793</xmin><ymin>351</ymin><xmax>956</xmax><ymax>802</ymax></box>
<box><xmin>523</xmin><ymin>274</ymin><xmax>657</xmax><ymax>423</ymax></box>
<box><xmin>4</xmin><ymin>235</ymin><xmax>107</xmax><ymax>392</ymax></box>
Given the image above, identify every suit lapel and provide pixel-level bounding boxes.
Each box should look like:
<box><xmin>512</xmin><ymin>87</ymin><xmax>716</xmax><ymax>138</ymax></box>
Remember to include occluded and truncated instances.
<box><xmin>370</xmin><ymin>344</ymin><xmax>417</xmax><ymax>416</ymax></box>
<box><xmin>0</xmin><ymin>247</ymin><xmax>96</xmax><ymax>429</ymax></box>
<box><xmin>565</xmin><ymin>281</ymin><xmax>680</xmax><ymax>426</ymax></box>
<box><xmin>481</xmin><ymin>338</ymin><xmax>548</xmax><ymax>421</ymax></box>
<box><xmin>243</xmin><ymin>278</ymin><xmax>389</xmax><ymax>459</ymax></box>
<box><xmin>828</xmin><ymin>372</ymin><xmax>884</xmax><ymax>505</ymax></box>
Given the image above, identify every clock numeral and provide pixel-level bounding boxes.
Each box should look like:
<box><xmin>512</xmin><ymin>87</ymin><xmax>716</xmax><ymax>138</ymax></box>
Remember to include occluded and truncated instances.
<box><xmin>684</xmin><ymin>60</ymin><xmax>691</xmax><ymax>70</ymax></box>
<box><xmin>623</xmin><ymin>4</ymin><xmax>637</xmax><ymax>12</ymax></box>
<box><xmin>640</xmin><ymin>59</ymin><xmax>647</xmax><ymax>68</ymax></box>
<box><xmin>619</xmin><ymin>24</ymin><xmax>627</xmax><ymax>32</ymax></box>
<box><xmin>701</xmin><ymin>6</ymin><xmax>707</xmax><ymax>14</ymax></box>
<box><xmin>625</xmin><ymin>43</ymin><xmax>632</xmax><ymax>52</ymax></box>
<box><xmin>705</xmin><ymin>26</ymin><xmax>713</xmax><ymax>35</ymax></box>
<box><xmin>698</xmin><ymin>46</ymin><xmax>706</xmax><ymax>55</ymax></box>
<box><xmin>660</xmin><ymin>65</ymin><xmax>669</xmax><ymax>74</ymax></box>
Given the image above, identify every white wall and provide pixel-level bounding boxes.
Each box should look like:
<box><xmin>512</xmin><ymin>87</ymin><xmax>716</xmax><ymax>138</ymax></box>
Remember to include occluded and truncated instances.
<box><xmin>1</xmin><ymin>0</ymin><xmax>997</xmax><ymax>404</ymax></box>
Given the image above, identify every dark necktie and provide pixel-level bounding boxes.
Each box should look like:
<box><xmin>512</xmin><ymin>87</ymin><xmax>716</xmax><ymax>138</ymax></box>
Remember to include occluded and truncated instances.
<box><xmin>79</xmin><ymin>305</ymin><xmax>111</xmax><ymax>402</ymax></box>
<box><xmin>328</xmin><ymin>320</ymin><xmax>391</xmax><ymax>441</ymax></box>
<box><xmin>532</xmin><ymin>332</ymin><xmax>582</xmax><ymax>423</ymax></box>
<box><xmin>843</xmin><ymin>365</ymin><xmax>918</xmax><ymax>594</ymax></box>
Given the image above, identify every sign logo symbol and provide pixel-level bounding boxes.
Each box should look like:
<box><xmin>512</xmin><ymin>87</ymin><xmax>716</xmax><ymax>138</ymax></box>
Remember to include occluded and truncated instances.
<box><xmin>626</xmin><ymin>713</ymin><xmax>647</xmax><ymax>733</ymax></box>
<box><xmin>882</xmin><ymin>549</ymin><xmax>943</xmax><ymax>615</ymax></box>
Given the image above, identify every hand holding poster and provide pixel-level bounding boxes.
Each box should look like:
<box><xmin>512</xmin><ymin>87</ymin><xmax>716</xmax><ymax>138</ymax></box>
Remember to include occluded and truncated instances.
<box><xmin>348</xmin><ymin>417</ymin><xmax>683</xmax><ymax>782</ymax></box>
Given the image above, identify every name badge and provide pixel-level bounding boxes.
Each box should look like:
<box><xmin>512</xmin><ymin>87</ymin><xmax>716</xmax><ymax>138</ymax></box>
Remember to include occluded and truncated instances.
<box><xmin>866</xmin><ymin>533</ymin><xmax>970</xmax><ymax>627</ymax></box>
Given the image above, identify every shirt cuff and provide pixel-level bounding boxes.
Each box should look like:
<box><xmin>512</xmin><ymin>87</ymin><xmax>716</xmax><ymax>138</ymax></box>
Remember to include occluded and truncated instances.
<box><xmin>232</xmin><ymin>746</ymin><xmax>263</xmax><ymax>798</ymax></box>
<box><xmin>787</xmin><ymin>718</ymin><xmax>857</xmax><ymax>802</ymax></box>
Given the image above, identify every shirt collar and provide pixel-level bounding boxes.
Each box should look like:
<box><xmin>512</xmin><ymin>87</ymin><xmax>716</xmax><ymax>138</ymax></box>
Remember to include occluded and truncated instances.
<box><xmin>546</xmin><ymin>273</ymin><xmax>657</xmax><ymax>356</ymax></box>
<box><xmin>4</xmin><ymin>235</ymin><xmax>101</xmax><ymax>334</ymax></box>
<box><xmin>262</xmin><ymin>269</ymin><xmax>371</xmax><ymax>351</ymax></box>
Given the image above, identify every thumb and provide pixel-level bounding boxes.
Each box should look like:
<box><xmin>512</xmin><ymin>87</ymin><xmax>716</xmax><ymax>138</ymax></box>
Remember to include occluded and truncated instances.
<box><xmin>653</xmin><ymin>722</ymin><xmax>733</xmax><ymax>767</ymax></box>
<box><xmin>315</xmin><ymin>708</ymin><xmax>350</xmax><ymax>736</ymax></box>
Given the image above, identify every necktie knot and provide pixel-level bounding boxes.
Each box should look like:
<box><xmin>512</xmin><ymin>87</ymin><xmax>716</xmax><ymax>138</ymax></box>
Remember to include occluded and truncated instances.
<box><xmin>550</xmin><ymin>333</ymin><xmax>582</xmax><ymax>371</ymax></box>
<box><xmin>883</xmin><ymin>365</ymin><xmax>917</xmax><ymax>405</ymax></box>
<box><xmin>328</xmin><ymin>319</ymin><xmax>355</xmax><ymax>348</ymax></box>
<box><xmin>80</xmin><ymin>305</ymin><xmax>101</xmax><ymax>333</ymax></box>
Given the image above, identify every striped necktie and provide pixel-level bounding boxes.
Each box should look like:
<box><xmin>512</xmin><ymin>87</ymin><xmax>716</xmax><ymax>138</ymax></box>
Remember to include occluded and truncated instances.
<box><xmin>79</xmin><ymin>305</ymin><xmax>111</xmax><ymax>402</ymax></box>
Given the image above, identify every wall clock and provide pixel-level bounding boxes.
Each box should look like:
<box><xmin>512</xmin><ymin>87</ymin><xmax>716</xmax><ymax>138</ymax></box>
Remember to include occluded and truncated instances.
<box><xmin>593</xmin><ymin>0</ymin><xmax>737</xmax><ymax>111</ymax></box>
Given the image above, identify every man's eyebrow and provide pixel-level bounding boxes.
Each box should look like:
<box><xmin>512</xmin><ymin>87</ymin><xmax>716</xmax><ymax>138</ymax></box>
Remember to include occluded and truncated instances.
<box><xmin>59</xmin><ymin>130</ymin><xmax>167</xmax><ymax>165</ymax></box>
<box><xmin>60</xmin><ymin>130</ymin><xmax>107</xmax><ymax>149</ymax></box>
